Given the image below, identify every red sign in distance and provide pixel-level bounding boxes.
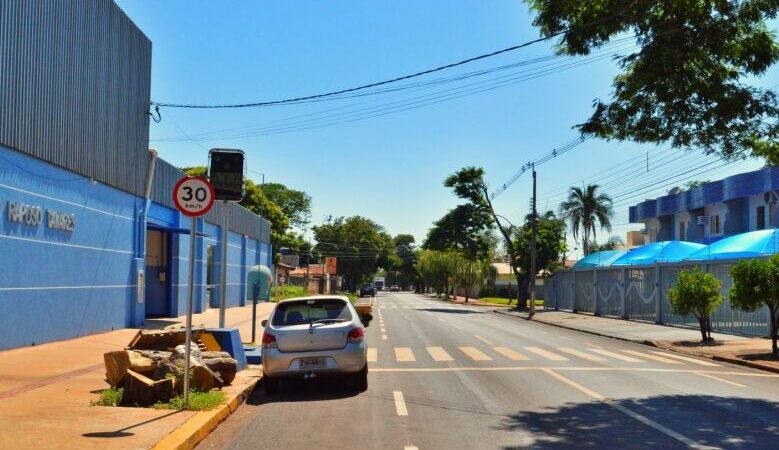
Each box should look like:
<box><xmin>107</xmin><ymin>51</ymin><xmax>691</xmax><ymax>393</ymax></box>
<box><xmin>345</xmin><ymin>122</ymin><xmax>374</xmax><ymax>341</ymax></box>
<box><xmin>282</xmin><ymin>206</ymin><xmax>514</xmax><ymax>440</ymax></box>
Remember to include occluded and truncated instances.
<box><xmin>173</xmin><ymin>176</ymin><xmax>216</xmax><ymax>217</ymax></box>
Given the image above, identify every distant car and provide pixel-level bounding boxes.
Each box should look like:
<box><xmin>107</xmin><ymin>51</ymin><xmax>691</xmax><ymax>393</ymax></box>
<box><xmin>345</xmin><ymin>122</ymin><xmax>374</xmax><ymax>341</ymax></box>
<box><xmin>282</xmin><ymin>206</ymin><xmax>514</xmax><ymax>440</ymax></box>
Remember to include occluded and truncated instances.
<box><xmin>390</xmin><ymin>284</ymin><xmax>400</xmax><ymax>292</ymax></box>
<box><xmin>261</xmin><ymin>296</ymin><xmax>370</xmax><ymax>395</ymax></box>
<box><xmin>359</xmin><ymin>283</ymin><xmax>376</xmax><ymax>297</ymax></box>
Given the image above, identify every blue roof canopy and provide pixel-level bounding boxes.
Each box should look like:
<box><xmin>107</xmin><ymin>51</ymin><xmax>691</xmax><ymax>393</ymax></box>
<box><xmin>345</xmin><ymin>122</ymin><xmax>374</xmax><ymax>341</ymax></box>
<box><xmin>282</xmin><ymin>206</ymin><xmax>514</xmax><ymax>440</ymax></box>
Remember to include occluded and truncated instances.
<box><xmin>574</xmin><ymin>250</ymin><xmax>627</xmax><ymax>268</ymax></box>
<box><xmin>611</xmin><ymin>241</ymin><xmax>706</xmax><ymax>266</ymax></box>
<box><xmin>685</xmin><ymin>229</ymin><xmax>779</xmax><ymax>261</ymax></box>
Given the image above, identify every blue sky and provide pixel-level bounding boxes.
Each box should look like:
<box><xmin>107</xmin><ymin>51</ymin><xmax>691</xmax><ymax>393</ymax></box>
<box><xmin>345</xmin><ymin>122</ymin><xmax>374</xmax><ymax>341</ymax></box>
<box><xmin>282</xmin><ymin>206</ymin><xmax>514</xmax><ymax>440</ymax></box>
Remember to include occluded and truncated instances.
<box><xmin>117</xmin><ymin>1</ymin><xmax>775</xmax><ymax>258</ymax></box>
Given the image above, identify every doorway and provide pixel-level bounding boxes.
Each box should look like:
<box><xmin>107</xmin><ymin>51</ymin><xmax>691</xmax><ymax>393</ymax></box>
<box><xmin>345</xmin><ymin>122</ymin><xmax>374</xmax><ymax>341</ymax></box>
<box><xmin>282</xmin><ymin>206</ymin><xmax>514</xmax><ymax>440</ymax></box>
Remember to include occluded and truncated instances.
<box><xmin>145</xmin><ymin>229</ymin><xmax>171</xmax><ymax>317</ymax></box>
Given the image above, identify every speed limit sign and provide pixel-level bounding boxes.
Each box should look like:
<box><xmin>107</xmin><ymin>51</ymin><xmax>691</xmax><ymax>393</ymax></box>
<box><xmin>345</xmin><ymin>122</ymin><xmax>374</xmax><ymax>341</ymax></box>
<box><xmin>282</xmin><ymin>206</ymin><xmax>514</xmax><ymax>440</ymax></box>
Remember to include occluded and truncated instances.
<box><xmin>173</xmin><ymin>176</ymin><xmax>216</xmax><ymax>217</ymax></box>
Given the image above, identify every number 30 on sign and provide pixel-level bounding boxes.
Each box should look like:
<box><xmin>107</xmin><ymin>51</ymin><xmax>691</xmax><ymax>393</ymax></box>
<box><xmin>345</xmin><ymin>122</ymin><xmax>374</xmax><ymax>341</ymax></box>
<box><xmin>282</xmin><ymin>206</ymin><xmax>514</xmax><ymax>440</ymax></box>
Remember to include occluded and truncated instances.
<box><xmin>173</xmin><ymin>176</ymin><xmax>216</xmax><ymax>217</ymax></box>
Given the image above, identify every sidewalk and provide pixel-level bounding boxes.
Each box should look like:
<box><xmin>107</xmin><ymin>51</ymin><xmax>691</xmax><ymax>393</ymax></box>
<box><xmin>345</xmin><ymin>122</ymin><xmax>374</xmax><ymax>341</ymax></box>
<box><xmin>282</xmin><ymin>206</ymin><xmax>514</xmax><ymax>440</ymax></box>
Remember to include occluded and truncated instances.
<box><xmin>496</xmin><ymin>309</ymin><xmax>779</xmax><ymax>373</ymax></box>
<box><xmin>0</xmin><ymin>302</ymin><xmax>275</xmax><ymax>450</ymax></box>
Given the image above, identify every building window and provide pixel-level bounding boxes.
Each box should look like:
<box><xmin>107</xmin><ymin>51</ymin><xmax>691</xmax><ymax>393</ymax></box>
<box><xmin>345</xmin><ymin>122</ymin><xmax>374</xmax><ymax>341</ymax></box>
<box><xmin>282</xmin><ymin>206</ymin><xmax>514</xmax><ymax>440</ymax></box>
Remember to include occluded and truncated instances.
<box><xmin>757</xmin><ymin>206</ymin><xmax>766</xmax><ymax>230</ymax></box>
<box><xmin>679</xmin><ymin>221</ymin><xmax>686</xmax><ymax>240</ymax></box>
<box><xmin>711</xmin><ymin>214</ymin><xmax>721</xmax><ymax>235</ymax></box>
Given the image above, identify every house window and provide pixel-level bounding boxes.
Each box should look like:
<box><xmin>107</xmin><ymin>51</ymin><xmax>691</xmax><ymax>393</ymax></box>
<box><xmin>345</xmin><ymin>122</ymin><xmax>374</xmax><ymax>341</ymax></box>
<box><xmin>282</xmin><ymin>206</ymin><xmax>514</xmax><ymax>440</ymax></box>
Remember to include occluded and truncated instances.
<box><xmin>711</xmin><ymin>214</ymin><xmax>721</xmax><ymax>234</ymax></box>
<box><xmin>757</xmin><ymin>206</ymin><xmax>766</xmax><ymax>230</ymax></box>
<box><xmin>679</xmin><ymin>221</ymin><xmax>686</xmax><ymax>240</ymax></box>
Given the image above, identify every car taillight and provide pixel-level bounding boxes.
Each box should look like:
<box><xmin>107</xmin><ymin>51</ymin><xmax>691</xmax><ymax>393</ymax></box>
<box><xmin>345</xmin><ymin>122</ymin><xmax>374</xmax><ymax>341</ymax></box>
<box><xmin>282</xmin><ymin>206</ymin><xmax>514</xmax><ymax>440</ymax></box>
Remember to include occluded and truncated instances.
<box><xmin>347</xmin><ymin>327</ymin><xmax>364</xmax><ymax>343</ymax></box>
<box><xmin>262</xmin><ymin>332</ymin><xmax>277</xmax><ymax>348</ymax></box>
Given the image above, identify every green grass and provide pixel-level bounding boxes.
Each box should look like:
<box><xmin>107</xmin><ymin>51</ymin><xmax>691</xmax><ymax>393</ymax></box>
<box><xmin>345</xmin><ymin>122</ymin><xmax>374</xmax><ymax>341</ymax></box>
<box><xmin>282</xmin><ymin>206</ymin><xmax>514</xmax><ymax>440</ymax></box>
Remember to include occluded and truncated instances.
<box><xmin>91</xmin><ymin>388</ymin><xmax>123</xmax><ymax>407</ymax></box>
<box><xmin>270</xmin><ymin>285</ymin><xmax>306</xmax><ymax>302</ymax></box>
<box><xmin>479</xmin><ymin>297</ymin><xmax>544</xmax><ymax>307</ymax></box>
<box><xmin>153</xmin><ymin>390</ymin><xmax>226</xmax><ymax>411</ymax></box>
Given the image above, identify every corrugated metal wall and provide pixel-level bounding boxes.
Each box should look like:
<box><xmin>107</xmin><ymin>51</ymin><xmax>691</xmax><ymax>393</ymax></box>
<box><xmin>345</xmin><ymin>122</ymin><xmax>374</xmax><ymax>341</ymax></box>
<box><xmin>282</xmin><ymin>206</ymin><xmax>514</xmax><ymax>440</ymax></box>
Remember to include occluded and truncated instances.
<box><xmin>151</xmin><ymin>159</ymin><xmax>271</xmax><ymax>242</ymax></box>
<box><xmin>0</xmin><ymin>0</ymin><xmax>152</xmax><ymax>196</ymax></box>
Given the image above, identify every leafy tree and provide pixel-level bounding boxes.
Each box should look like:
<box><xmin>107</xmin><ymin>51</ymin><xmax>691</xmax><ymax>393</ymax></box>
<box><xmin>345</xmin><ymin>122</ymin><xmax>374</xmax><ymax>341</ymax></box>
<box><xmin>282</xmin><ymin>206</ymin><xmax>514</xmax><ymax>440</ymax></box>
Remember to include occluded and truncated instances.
<box><xmin>667</xmin><ymin>268</ymin><xmax>723</xmax><ymax>342</ymax></box>
<box><xmin>512</xmin><ymin>211</ymin><xmax>567</xmax><ymax>306</ymax></box>
<box><xmin>730</xmin><ymin>256</ymin><xmax>779</xmax><ymax>356</ymax></box>
<box><xmin>312</xmin><ymin>216</ymin><xmax>392</xmax><ymax>291</ymax></box>
<box><xmin>436</xmin><ymin>166</ymin><xmax>534</xmax><ymax>309</ymax></box>
<box><xmin>452</xmin><ymin>253</ymin><xmax>490</xmax><ymax>303</ymax></box>
<box><xmin>387</xmin><ymin>234</ymin><xmax>420</xmax><ymax>290</ymax></box>
<box><xmin>416</xmin><ymin>250</ymin><xmax>457</xmax><ymax>299</ymax></box>
<box><xmin>559</xmin><ymin>184</ymin><xmax>613</xmax><ymax>255</ymax></box>
<box><xmin>261</xmin><ymin>182</ymin><xmax>312</xmax><ymax>228</ymax></box>
<box><xmin>526</xmin><ymin>1</ymin><xmax>779</xmax><ymax>162</ymax></box>
<box><xmin>423</xmin><ymin>204</ymin><xmax>495</xmax><ymax>260</ymax></box>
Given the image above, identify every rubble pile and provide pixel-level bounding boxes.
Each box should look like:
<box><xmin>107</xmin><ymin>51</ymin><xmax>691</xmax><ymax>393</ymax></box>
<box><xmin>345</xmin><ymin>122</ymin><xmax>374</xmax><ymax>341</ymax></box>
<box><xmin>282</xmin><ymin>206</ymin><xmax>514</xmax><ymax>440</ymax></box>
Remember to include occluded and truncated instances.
<box><xmin>102</xmin><ymin>328</ymin><xmax>238</xmax><ymax>407</ymax></box>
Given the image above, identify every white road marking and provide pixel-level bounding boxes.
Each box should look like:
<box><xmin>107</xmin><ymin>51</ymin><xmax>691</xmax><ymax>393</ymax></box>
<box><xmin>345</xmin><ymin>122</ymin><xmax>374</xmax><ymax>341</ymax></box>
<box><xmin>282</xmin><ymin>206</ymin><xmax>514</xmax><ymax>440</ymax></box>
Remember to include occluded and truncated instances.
<box><xmin>404</xmin><ymin>447</ymin><xmax>419</xmax><ymax>450</ymax></box>
<box><xmin>541</xmin><ymin>368</ymin><xmax>717</xmax><ymax>450</ymax></box>
<box><xmin>459</xmin><ymin>346</ymin><xmax>492</xmax><ymax>361</ymax></box>
<box><xmin>382</xmin><ymin>335</ymin><xmax>387</xmax><ymax>340</ymax></box>
<box><xmin>473</xmin><ymin>335</ymin><xmax>494</xmax><ymax>346</ymax></box>
<box><xmin>393</xmin><ymin>391</ymin><xmax>408</xmax><ymax>416</ymax></box>
<box><xmin>693</xmin><ymin>371</ymin><xmax>746</xmax><ymax>387</ymax></box>
<box><xmin>525</xmin><ymin>346</ymin><xmax>569</xmax><ymax>361</ymax></box>
<box><xmin>621</xmin><ymin>350</ymin><xmax>682</xmax><ymax>365</ymax></box>
<box><xmin>426</xmin><ymin>346</ymin><xmax>454</xmax><ymax>361</ymax></box>
<box><xmin>367</xmin><ymin>347</ymin><xmax>377</xmax><ymax>362</ymax></box>
<box><xmin>650</xmin><ymin>351</ymin><xmax>719</xmax><ymax>367</ymax></box>
<box><xmin>395</xmin><ymin>347</ymin><xmax>416</xmax><ymax>362</ymax></box>
<box><xmin>492</xmin><ymin>347</ymin><xmax>529</xmax><ymax>361</ymax></box>
<box><xmin>589</xmin><ymin>348</ymin><xmax>645</xmax><ymax>363</ymax></box>
<box><xmin>557</xmin><ymin>347</ymin><xmax>606</xmax><ymax>362</ymax></box>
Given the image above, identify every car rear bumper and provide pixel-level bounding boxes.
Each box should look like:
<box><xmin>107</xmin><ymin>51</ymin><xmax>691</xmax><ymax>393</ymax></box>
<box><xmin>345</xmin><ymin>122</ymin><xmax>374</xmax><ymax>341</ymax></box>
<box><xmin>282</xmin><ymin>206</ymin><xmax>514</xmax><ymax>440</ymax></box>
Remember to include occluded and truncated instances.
<box><xmin>261</xmin><ymin>342</ymin><xmax>367</xmax><ymax>377</ymax></box>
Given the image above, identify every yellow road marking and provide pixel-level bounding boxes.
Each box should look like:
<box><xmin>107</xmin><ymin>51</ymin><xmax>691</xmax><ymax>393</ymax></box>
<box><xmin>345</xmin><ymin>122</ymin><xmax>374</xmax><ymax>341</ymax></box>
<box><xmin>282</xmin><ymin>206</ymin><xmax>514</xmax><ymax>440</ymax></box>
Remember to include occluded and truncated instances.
<box><xmin>621</xmin><ymin>350</ymin><xmax>682</xmax><ymax>365</ymax></box>
<box><xmin>426</xmin><ymin>346</ymin><xmax>454</xmax><ymax>361</ymax></box>
<box><xmin>693</xmin><ymin>371</ymin><xmax>746</xmax><ymax>388</ymax></box>
<box><xmin>525</xmin><ymin>347</ymin><xmax>569</xmax><ymax>361</ymax></box>
<box><xmin>367</xmin><ymin>347</ymin><xmax>377</xmax><ymax>362</ymax></box>
<box><xmin>395</xmin><ymin>347</ymin><xmax>416</xmax><ymax>362</ymax></box>
<box><xmin>474</xmin><ymin>335</ymin><xmax>494</xmax><ymax>346</ymax></box>
<box><xmin>589</xmin><ymin>348</ymin><xmax>645</xmax><ymax>363</ymax></box>
<box><xmin>557</xmin><ymin>347</ymin><xmax>606</xmax><ymax>362</ymax></box>
<box><xmin>492</xmin><ymin>347</ymin><xmax>529</xmax><ymax>361</ymax></box>
<box><xmin>459</xmin><ymin>346</ymin><xmax>492</xmax><ymax>361</ymax></box>
<box><xmin>541</xmin><ymin>368</ymin><xmax>713</xmax><ymax>449</ymax></box>
<box><xmin>650</xmin><ymin>351</ymin><xmax>719</xmax><ymax>367</ymax></box>
<box><xmin>393</xmin><ymin>391</ymin><xmax>408</xmax><ymax>416</ymax></box>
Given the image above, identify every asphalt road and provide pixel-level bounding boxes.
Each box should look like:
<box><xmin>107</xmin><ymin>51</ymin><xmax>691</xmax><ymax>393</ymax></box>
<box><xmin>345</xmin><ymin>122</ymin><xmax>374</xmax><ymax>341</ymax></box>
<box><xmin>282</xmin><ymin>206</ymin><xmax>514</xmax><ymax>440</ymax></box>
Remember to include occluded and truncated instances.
<box><xmin>199</xmin><ymin>292</ymin><xmax>779</xmax><ymax>450</ymax></box>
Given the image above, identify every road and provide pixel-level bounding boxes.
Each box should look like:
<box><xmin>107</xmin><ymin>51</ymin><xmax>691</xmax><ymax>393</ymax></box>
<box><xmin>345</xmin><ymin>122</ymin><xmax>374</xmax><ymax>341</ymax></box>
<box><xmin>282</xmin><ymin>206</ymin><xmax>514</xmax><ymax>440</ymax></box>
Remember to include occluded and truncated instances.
<box><xmin>199</xmin><ymin>292</ymin><xmax>779</xmax><ymax>450</ymax></box>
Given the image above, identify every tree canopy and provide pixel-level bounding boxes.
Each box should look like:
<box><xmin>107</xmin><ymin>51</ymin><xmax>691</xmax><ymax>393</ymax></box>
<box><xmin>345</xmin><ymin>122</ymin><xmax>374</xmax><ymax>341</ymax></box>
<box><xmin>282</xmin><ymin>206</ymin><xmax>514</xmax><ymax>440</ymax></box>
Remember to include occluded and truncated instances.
<box><xmin>526</xmin><ymin>0</ymin><xmax>779</xmax><ymax>162</ymax></box>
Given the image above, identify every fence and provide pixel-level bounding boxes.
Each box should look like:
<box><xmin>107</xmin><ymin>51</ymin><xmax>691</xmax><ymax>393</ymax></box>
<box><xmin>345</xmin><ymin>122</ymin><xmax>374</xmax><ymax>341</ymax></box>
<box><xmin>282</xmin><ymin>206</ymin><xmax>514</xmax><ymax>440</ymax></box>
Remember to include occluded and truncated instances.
<box><xmin>546</xmin><ymin>259</ymin><xmax>771</xmax><ymax>337</ymax></box>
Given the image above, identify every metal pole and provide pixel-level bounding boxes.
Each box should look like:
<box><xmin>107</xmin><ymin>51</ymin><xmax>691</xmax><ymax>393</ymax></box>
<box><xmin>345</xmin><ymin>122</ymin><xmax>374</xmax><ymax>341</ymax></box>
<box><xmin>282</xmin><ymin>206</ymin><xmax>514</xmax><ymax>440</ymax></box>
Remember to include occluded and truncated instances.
<box><xmin>219</xmin><ymin>201</ymin><xmax>229</xmax><ymax>328</ymax></box>
<box><xmin>183</xmin><ymin>216</ymin><xmax>197</xmax><ymax>409</ymax></box>
<box><xmin>530</xmin><ymin>163</ymin><xmax>538</xmax><ymax>317</ymax></box>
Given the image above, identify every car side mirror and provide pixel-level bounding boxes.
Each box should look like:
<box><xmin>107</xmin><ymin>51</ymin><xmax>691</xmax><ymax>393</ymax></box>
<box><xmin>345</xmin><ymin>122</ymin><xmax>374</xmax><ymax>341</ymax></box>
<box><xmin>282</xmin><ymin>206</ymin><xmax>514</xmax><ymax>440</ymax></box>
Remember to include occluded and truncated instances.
<box><xmin>261</xmin><ymin>319</ymin><xmax>268</xmax><ymax>328</ymax></box>
<box><xmin>361</xmin><ymin>314</ymin><xmax>373</xmax><ymax>327</ymax></box>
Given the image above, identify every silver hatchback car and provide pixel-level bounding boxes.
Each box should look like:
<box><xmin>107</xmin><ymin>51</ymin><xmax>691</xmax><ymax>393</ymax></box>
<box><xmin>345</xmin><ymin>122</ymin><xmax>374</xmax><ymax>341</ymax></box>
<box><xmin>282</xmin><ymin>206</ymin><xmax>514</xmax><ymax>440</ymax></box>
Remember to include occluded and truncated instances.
<box><xmin>260</xmin><ymin>295</ymin><xmax>371</xmax><ymax>395</ymax></box>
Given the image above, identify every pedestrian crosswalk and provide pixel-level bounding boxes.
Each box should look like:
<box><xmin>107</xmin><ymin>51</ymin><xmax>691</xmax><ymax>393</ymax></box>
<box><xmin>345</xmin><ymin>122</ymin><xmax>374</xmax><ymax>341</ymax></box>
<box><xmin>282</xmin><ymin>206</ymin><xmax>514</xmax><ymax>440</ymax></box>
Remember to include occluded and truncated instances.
<box><xmin>366</xmin><ymin>344</ymin><xmax>721</xmax><ymax>367</ymax></box>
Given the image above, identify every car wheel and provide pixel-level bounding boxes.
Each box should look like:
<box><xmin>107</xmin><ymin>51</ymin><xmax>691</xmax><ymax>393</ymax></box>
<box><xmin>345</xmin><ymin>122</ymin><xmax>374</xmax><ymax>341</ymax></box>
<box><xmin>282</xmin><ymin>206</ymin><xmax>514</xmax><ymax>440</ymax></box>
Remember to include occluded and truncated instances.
<box><xmin>352</xmin><ymin>364</ymin><xmax>368</xmax><ymax>392</ymax></box>
<box><xmin>263</xmin><ymin>376</ymin><xmax>280</xmax><ymax>395</ymax></box>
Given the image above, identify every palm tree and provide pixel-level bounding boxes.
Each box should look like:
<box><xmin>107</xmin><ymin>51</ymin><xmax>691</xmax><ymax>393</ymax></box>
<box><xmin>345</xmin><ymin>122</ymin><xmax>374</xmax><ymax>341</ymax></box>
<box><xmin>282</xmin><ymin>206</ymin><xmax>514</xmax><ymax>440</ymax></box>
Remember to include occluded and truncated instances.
<box><xmin>559</xmin><ymin>184</ymin><xmax>614</xmax><ymax>256</ymax></box>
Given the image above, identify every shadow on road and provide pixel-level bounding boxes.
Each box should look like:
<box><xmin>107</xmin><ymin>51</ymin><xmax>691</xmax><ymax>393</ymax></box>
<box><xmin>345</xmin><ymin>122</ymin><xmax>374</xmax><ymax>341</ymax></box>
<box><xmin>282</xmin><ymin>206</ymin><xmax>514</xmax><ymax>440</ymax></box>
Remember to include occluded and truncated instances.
<box><xmin>499</xmin><ymin>394</ymin><xmax>779</xmax><ymax>449</ymax></box>
<box><xmin>418</xmin><ymin>308</ymin><xmax>483</xmax><ymax>315</ymax></box>
<box><xmin>248</xmin><ymin>377</ymin><xmax>359</xmax><ymax>406</ymax></box>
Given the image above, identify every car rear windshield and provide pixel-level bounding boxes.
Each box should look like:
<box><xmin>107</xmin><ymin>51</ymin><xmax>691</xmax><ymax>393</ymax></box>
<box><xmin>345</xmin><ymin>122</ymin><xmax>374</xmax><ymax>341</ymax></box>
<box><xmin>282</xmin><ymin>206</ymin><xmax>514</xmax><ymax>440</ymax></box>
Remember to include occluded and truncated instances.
<box><xmin>272</xmin><ymin>299</ymin><xmax>352</xmax><ymax>326</ymax></box>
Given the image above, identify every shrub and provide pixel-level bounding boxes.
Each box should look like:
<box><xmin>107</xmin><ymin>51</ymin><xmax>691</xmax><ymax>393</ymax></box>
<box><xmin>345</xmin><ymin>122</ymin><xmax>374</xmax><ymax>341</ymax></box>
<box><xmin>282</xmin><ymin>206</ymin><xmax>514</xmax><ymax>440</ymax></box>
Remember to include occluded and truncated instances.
<box><xmin>667</xmin><ymin>267</ymin><xmax>723</xmax><ymax>342</ymax></box>
<box><xmin>730</xmin><ymin>256</ymin><xmax>779</xmax><ymax>357</ymax></box>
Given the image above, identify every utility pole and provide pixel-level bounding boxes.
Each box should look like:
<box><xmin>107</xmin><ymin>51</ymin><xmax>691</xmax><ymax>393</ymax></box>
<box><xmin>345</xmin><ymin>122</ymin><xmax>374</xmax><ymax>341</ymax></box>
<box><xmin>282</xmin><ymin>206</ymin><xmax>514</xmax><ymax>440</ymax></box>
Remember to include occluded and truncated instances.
<box><xmin>219</xmin><ymin>201</ymin><xmax>229</xmax><ymax>328</ymax></box>
<box><xmin>529</xmin><ymin>163</ymin><xmax>538</xmax><ymax>318</ymax></box>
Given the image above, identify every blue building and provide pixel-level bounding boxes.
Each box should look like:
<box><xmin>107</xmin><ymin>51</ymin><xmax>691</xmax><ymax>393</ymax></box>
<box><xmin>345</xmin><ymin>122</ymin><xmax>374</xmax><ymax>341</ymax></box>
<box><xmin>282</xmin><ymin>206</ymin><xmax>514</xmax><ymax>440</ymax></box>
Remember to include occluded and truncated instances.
<box><xmin>630</xmin><ymin>166</ymin><xmax>779</xmax><ymax>244</ymax></box>
<box><xmin>0</xmin><ymin>0</ymin><xmax>271</xmax><ymax>350</ymax></box>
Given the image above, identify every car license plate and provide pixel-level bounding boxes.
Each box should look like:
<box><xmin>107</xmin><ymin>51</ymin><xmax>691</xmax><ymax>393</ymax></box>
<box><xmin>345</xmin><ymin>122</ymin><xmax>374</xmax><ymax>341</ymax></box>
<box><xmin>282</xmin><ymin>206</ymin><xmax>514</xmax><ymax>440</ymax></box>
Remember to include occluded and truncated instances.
<box><xmin>300</xmin><ymin>358</ymin><xmax>325</xmax><ymax>369</ymax></box>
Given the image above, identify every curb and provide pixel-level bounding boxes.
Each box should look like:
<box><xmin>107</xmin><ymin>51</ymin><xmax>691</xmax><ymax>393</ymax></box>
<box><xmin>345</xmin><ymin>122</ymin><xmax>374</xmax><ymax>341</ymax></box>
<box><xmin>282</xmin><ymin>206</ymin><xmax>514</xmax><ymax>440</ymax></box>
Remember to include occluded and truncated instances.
<box><xmin>151</xmin><ymin>375</ymin><xmax>259</xmax><ymax>450</ymax></box>
<box><xmin>493</xmin><ymin>309</ymin><xmax>779</xmax><ymax>375</ymax></box>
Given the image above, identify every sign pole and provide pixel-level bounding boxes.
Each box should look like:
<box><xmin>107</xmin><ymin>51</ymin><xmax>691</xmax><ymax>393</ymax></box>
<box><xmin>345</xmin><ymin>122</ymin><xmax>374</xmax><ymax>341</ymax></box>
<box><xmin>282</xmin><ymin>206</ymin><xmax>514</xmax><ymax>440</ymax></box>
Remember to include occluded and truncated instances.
<box><xmin>183</xmin><ymin>216</ymin><xmax>197</xmax><ymax>409</ymax></box>
<box><xmin>219</xmin><ymin>201</ymin><xmax>229</xmax><ymax>328</ymax></box>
